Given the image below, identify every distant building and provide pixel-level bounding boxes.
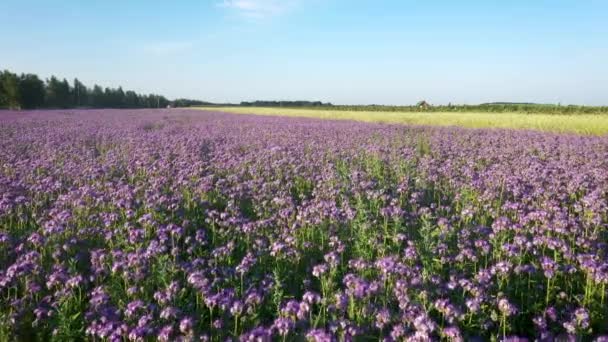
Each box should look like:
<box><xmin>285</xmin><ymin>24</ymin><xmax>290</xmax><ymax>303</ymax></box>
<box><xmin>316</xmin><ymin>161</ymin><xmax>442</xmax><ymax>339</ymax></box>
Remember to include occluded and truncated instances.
<box><xmin>416</xmin><ymin>100</ymin><xmax>430</xmax><ymax>109</ymax></box>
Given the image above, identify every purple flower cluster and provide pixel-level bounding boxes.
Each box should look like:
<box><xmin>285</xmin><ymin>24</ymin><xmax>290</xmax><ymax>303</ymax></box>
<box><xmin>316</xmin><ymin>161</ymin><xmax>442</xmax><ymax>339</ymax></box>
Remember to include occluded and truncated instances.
<box><xmin>0</xmin><ymin>109</ymin><xmax>607</xmax><ymax>340</ymax></box>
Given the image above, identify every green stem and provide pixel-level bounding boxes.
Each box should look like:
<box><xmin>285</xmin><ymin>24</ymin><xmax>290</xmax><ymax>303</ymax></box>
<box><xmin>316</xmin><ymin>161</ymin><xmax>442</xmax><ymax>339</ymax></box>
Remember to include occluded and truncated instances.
<box><xmin>546</xmin><ymin>277</ymin><xmax>551</xmax><ymax>306</ymax></box>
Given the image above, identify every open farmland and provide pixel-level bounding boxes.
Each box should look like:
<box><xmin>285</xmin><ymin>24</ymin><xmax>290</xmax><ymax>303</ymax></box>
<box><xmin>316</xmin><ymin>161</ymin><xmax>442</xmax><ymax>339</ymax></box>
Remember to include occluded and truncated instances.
<box><xmin>197</xmin><ymin>107</ymin><xmax>608</xmax><ymax>136</ymax></box>
<box><xmin>1</xmin><ymin>109</ymin><xmax>607</xmax><ymax>340</ymax></box>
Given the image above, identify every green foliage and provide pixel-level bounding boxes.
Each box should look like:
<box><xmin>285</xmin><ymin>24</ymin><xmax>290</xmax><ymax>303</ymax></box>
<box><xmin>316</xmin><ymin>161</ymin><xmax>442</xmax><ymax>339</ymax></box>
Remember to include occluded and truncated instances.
<box><xmin>18</xmin><ymin>74</ymin><xmax>45</xmax><ymax>109</ymax></box>
<box><xmin>0</xmin><ymin>68</ymin><xmax>190</xmax><ymax>110</ymax></box>
<box><xmin>241</xmin><ymin>100</ymin><xmax>332</xmax><ymax>107</ymax></box>
<box><xmin>290</xmin><ymin>176</ymin><xmax>315</xmax><ymax>204</ymax></box>
<box><xmin>0</xmin><ymin>71</ymin><xmax>46</xmax><ymax>109</ymax></box>
<box><xmin>173</xmin><ymin>98</ymin><xmax>215</xmax><ymax>107</ymax></box>
<box><xmin>0</xmin><ymin>70</ymin><xmax>21</xmax><ymax>109</ymax></box>
<box><xmin>72</xmin><ymin>78</ymin><xmax>87</xmax><ymax>107</ymax></box>
<box><xmin>45</xmin><ymin>76</ymin><xmax>71</xmax><ymax>108</ymax></box>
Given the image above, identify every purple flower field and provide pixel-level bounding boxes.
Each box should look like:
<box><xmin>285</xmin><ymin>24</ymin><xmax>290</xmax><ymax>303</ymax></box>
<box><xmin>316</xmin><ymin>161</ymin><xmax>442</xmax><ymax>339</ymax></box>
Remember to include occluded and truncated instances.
<box><xmin>0</xmin><ymin>109</ymin><xmax>607</xmax><ymax>341</ymax></box>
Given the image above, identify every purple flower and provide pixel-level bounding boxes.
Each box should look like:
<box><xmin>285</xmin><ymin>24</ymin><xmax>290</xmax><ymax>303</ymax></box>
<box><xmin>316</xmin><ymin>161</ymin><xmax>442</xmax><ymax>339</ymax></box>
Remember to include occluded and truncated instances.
<box><xmin>442</xmin><ymin>326</ymin><xmax>463</xmax><ymax>342</ymax></box>
<box><xmin>498</xmin><ymin>298</ymin><xmax>517</xmax><ymax>316</ymax></box>
<box><xmin>125</xmin><ymin>300</ymin><xmax>146</xmax><ymax>318</ymax></box>
<box><xmin>240</xmin><ymin>327</ymin><xmax>272</xmax><ymax>342</ymax></box>
<box><xmin>302</xmin><ymin>291</ymin><xmax>321</xmax><ymax>304</ymax></box>
<box><xmin>230</xmin><ymin>300</ymin><xmax>244</xmax><ymax>316</ymax></box>
<box><xmin>312</xmin><ymin>264</ymin><xmax>329</xmax><ymax>278</ymax></box>
<box><xmin>160</xmin><ymin>307</ymin><xmax>179</xmax><ymax>320</ymax></box>
<box><xmin>158</xmin><ymin>325</ymin><xmax>173</xmax><ymax>342</ymax></box>
<box><xmin>273</xmin><ymin>317</ymin><xmax>294</xmax><ymax>336</ymax></box>
<box><xmin>375</xmin><ymin>308</ymin><xmax>391</xmax><ymax>329</ymax></box>
<box><xmin>540</xmin><ymin>256</ymin><xmax>557</xmax><ymax>278</ymax></box>
<box><xmin>306</xmin><ymin>329</ymin><xmax>333</xmax><ymax>342</ymax></box>
<box><xmin>179</xmin><ymin>317</ymin><xmax>193</xmax><ymax>334</ymax></box>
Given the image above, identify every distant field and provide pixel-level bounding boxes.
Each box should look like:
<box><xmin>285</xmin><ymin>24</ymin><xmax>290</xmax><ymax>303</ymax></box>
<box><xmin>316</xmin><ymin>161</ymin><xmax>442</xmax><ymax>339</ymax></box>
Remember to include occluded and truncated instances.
<box><xmin>196</xmin><ymin>106</ymin><xmax>608</xmax><ymax>135</ymax></box>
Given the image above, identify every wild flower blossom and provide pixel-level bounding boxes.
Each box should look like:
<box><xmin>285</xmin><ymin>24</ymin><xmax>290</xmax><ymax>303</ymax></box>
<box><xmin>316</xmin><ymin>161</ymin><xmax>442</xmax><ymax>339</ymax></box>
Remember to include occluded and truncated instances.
<box><xmin>0</xmin><ymin>109</ymin><xmax>607</xmax><ymax>340</ymax></box>
<box><xmin>498</xmin><ymin>298</ymin><xmax>517</xmax><ymax>316</ymax></box>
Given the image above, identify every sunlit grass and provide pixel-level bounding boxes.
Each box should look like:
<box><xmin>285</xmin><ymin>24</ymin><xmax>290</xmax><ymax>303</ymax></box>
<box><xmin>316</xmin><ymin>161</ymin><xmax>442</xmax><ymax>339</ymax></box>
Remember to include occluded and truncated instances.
<box><xmin>195</xmin><ymin>106</ymin><xmax>608</xmax><ymax>135</ymax></box>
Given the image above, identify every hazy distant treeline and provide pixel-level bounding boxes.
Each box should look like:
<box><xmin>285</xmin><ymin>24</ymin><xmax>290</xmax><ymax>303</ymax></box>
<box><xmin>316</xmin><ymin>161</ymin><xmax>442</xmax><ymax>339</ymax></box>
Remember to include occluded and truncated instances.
<box><xmin>236</xmin><ymin>101</ymin><xmax>608</xmax><ymax>115</ymax></box>
<box><xmin>4</xmin><ymin>68</ymin><xmax>607</xmax><ymax>114</ymax></box>
<box><xmin>240</xmin><ymin>100</ymin><xmax>333</xmax><ymax>107</ymax></box>
<box><xmin>0</xmin><ymin>69</ymin><xmax>199</xmax><ymax>110</ymax></box>
<box><xmin>322</xmin><ymin>103</ymin><xmax>608</xmax><ymax>114</ymax></box>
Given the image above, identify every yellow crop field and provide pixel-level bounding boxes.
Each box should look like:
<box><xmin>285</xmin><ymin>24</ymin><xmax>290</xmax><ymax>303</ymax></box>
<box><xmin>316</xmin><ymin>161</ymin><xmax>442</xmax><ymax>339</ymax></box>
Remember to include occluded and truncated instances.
<box><xmin>195</xmin><ymin>107</ymin><xmax>608</xmax><ymax>135</ymax></box>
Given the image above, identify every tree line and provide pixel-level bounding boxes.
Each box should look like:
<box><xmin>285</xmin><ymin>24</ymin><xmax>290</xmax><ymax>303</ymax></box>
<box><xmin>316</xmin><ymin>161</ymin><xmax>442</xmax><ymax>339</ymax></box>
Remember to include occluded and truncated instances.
<box><xmin>5</xmin><ymin>68</ymin><xmax>607</xmax><ymax>114</ymax></box>
<box><xmin>0</xmin><ymin>69</ymin><xmax>191</xmax><ymax>109</ymax></box>
<box><xmin>240</xmin><ymin>100</ymin><xmax>332</xmax><ymax>107</ymax></box>
<box><xmin>235</xmin><ymin>101</ymin><xmax>608</xmax><ymax>115</ymax></box>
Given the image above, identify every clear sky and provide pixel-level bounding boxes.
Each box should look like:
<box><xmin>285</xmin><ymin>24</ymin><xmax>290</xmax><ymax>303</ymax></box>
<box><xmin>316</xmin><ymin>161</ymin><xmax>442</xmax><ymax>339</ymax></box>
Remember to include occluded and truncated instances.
<box><xmin>1</xmin><ymin>1</ymin><xmax>607</xmax><ymax>105</ymax></box>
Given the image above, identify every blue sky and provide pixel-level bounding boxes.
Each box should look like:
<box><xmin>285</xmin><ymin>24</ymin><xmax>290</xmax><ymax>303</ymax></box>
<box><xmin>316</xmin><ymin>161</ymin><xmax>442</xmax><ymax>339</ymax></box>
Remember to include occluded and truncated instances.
<box><xmin>1</xmin><ymin>0</ymin><xmax>607</xmax><ymax>105</ymax></box>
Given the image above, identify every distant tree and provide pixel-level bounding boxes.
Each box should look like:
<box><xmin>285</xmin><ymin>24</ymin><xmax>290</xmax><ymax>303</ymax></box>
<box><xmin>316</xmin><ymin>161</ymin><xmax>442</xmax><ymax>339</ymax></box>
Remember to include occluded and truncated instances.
<box><xmin>90</xmin><ymin>85</ymin><xmax>104</xmax><ymax>107</ymax></box>
<box><xmin>103</xmin><ymin>88</ymin><xmax>113</xmax><ymax>107</ymax></box>
<box><xmin>159</xmin><ymin>95</ymin><xmax>170</xmax><ymax>108</ymax></box>
<box><xmin>0</xmin><ymin>71</ymin><xmax>4</xmax><ymax>107</ymax></box>
<box><xmin>148</xmin><ymin>94</ymin><xmax>157</xmax><ymax>108</ymax></box>
<box><xmin>18</xmin><ymin>73</ymin><xmax>45</xmax><ymax>109</ymax></box>
<box><xmin>240</xmin><ymin>100</ymin><xmax>333</xmax><ymax>107</ymax></box>
<box><xmin>172</xmin><ymin>98</ymin><xmax>214</xmax><ymax>107</ymax></box>
<box><xmin>116</xmin><ymin>87</ymin><xmax>126</xmax><ymax>107</ymax></box>
<box><xmin>143</xmin><ymin>94</ymin><xmax>169</xmax><ymax>108</ymax></box>
<box><xmin>102</xmin><ymin>87</ymin><xmax>126</xmax><ymax>108</ymax></box>
<box><xmin>416</xmin><ymin>100</ymin><xmax>430</xmax><ymax>109</ymax></box>
<box><xmin>0</xmin><ymin>68</ymin><xmax>209</xmax><ymax>111</ymax></box>
<box><xmin>139</xmin><ymin>94</ymin><xmax>149</xmax><ymax>108</ymax></box>
<box><xmin>0</xmin><ymin>70</ymin><xmax>21</xmax><ymax>109</ymax></box>
<box><xmin>46</xmin><ymin>76</ymin><xmax>71</xmax><ymax>108</ymax></box>
<box><xmin>124</xmin><ymin>90</ymin><xmax>140</xmax><ymax>108</ymax></box>
<box><xmin>0</xmin><ymin>71</ymin><xmax>7</xmax><ymax>107</ymax></box>
<box><xmin>72</xmin><ymin>78</ymin><xmax>88</xmax><ymax>107</ymax></box>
